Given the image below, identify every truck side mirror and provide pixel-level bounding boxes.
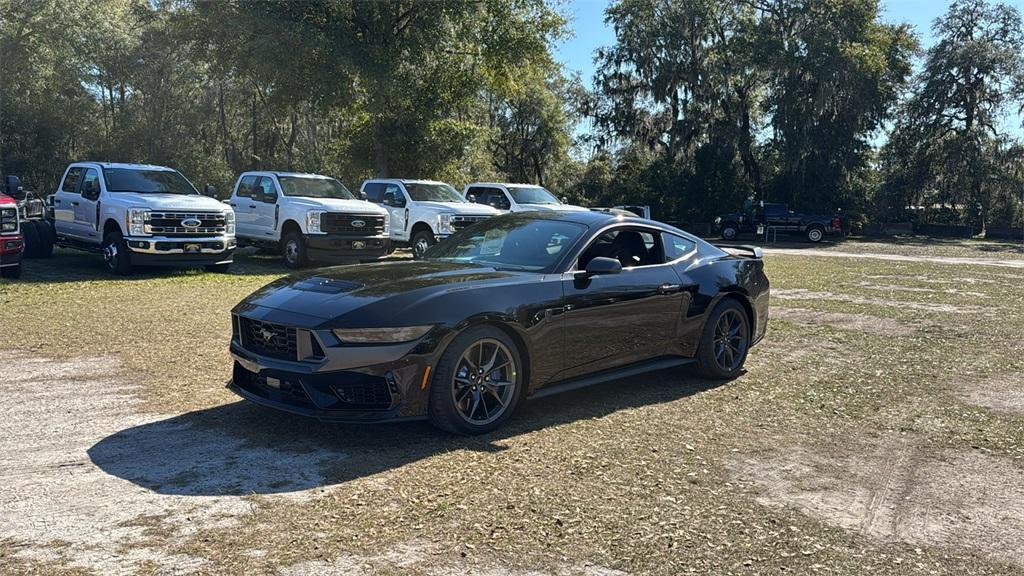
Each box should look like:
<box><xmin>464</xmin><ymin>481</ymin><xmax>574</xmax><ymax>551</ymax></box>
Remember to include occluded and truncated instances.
<box><xmin>467</xmin><ymin>194</ymin><xmax>477</xmax><ymax>203</ymax></box>
<box><xmin>203</xmin><ymin>184</ymin><xmax>217</xmax><ymax>198</ymax></box>
<box><xmin>5</xmin><ymin>175</ymin><xmax>23</xmax><ymax>200</ymax></box>
<box><xmin>359</xmin><ymin>190</ymin><xmax>368</xmax><ymax>200</ymax></box>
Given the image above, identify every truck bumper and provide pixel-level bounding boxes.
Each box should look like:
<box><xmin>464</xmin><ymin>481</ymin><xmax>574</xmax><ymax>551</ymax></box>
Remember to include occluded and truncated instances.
<box><xmin>125</xmin><ymin>235</ymin><xmax>236</xmax><ymax>267</ymax></box>
<box><xmin>0</xmin><ymin>235</ymin><xmax>24</xmax><ymax>267</ymax></box>
<box><xmin>306</xmin><ymin>235</ymin><xmax>390</xmax><ymax>262</ymax></box>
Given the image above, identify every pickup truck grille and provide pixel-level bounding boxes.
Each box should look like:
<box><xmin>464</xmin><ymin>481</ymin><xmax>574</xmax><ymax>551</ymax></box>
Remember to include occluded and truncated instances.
<box><xmin>239</xmin><ymin>317</ymin><xmax>297</xmax><ymax>361</ymax></box>
<box><xmin>451</xmin><ymin>215</ymin><xmax>490</xmax><ymax>231</ymax></box>
<box><xmin>321</xmin><ymin>213</ymin><xmax>386</xmax><ymax>235</ymax></box>
<box><xmin>146</xmin><ymin>212</ymin><xmax>226</xmax><ymax>237</ymax></box>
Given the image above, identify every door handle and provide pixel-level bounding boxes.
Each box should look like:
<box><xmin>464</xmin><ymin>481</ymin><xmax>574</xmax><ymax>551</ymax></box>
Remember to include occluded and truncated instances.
<box><xmin>657</xmin><ymin>283</ymin><xmax>681</xmax><ymax>295</ymax></box>
<box><xmin>248</xmin><ymin>204</ymin><xmax>257</xmax><ymax>209</ymax></box>
<box><xmin>70</xmin><ymin>201</ymin><xmax>79</xmax><ymax>206</ymax></box>
<box><xmin>229</xmin><ymin>203</ymin><xmax>236</xmax><ymax>207</ymax></box>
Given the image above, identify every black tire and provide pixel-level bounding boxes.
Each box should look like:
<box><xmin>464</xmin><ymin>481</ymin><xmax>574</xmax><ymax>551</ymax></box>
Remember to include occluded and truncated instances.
<box><xmin>0</xmin><ymin>264</ymin><xmax>21</xmax><ymax>279</ymax></box>
<box><xmin>102</xmin><ymin>229</ymin><xmax>133</xmax><ymax>276</ymax></box>
<box><xmin>21</xmin><ymin>220</ymin><xmax>40</xmax><ymax>258</ymax></box>
<box><xmin>806</xmin><ymin>225</ymin><xmax>824</xmax><ymax>243</ymax></box>
<box><xmin>428</xmin><ymin>325</ymin><xmax>525</xmax><ymax>435</ymax></box>
<box><xmin>411</xmin><ymin>229</ymin><xmax>435</xmax><ymax>260</ymax></box>
<box><xmin>695</xmin><ymin>299</ymin><xmax>751</xmax><ymax>379</ymax></box>
<box><xmin>204</xmin><ymin>263</ymin><xmax>232</xmax><ymax>274</ymax></box>
<box><xmin>281</xmin><ymin>231</ymin><xmax>308</xmax><ymax>269</ymax></box>
<box><xmin>720</xmin><ymin>224</ymin><xmax>739</xmax><ymax>241</ymax></box>
<box><xmin>28</xmin><ymin>221</ymin><xmax>54</xmax><ymax>258</ymax></box>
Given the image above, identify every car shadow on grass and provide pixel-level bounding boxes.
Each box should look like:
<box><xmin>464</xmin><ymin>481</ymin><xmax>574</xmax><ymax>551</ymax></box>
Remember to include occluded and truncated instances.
<box><xmin>88</xmin><ymin>369</ymin><xmax>727</xmax><ymax>497</ymax></box>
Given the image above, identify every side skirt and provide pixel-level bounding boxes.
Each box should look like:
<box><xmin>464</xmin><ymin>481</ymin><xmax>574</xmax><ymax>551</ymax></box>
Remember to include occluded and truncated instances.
<box><xmin>528</xmin><ymin>356</ymin><xmax>695</xmax><ymax>400</ymax></box>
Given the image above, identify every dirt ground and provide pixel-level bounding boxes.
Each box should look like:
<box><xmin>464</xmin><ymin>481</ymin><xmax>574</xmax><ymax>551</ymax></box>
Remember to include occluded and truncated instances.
<box><xmin>1</xmin><ymin>241</ymin><xmax>1022</xmax><ymax>575</ymax></box>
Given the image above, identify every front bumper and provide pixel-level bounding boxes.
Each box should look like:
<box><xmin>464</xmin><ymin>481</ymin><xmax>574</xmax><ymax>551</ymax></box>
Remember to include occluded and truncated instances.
<box><xmin>125</xmin><ymin>235</ymin><xmax>236</xmax><ymax>267</ymax></box>
<box><xmin>0</xmin><ymin>235</ymin><xmax>24</xmax><ymax>268</ymax></box>
<box><xmin>305</xmin><ymin>234</ymin><xmax>390</xmax><ymax>261</ymax></box>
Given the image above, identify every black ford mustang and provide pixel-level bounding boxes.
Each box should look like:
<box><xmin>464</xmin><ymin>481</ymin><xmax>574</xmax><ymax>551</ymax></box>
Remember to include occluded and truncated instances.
<box><xmin>229</xmin><ymin>211</ymin><xmax>769</xmax><ymax>434</ymax></box>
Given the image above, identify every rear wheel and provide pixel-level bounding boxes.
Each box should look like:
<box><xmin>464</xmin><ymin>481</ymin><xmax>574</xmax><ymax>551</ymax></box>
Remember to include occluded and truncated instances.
<box><xmin>411</xmin><ymin>229</ymin><xmax>435</xmax><ymax>260</ymax></box>
<box><xmin>806</xmin><ymin>225</ymin><xmax>824</xmax><ymax>243</ymax></box>
<box><xmin>21</xmin><ymin>220</ymin><xmax>40</xmax><ymax>257</ymax></box>
<box><xmin>428</xmin><ymin>326</ymin><xmax>524</xmax><ymax>435</ymax></box>
<box><xmin>30</xmin><ymin>221</ymin><xmax>54</xmax><ymax>258</ymax></box>
<box><xmin>696</xmin><ymin>299</ymin><xmax>750</xmax><ymax>379</ymax></box>
<box><xmin>720</xmin><ymin>224</ymin><xmax>739</xmax><ymax>241</ymax></box>
<box><xmin>282</xmin><ymin>231</ymin><xmax>308</xmax><ymax>269</ymax></box>
<box><xmin>102</xmin><ymin>230</ymin><xmax>133</xmax><ymax>276</ymax></box>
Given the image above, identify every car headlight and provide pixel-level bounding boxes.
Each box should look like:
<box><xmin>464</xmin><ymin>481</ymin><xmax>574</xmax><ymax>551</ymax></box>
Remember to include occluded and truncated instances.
<box><xmin>332</xmin><ymin>325</ymin><xmax>434</xmax><ymax>344</ymax></box>
<box><xmin>438</xmin><ymin>213</ymin><xmax>454</xmax><ymax>234</ymax></box>
<box><xmin>224</xmin><ymin>210</ymin><xmax>235</xmax><ymax>236</ymax></box>
<box><xmin>127</xmin><ymin>208</ymin><xmax>150</xmax><ymax>236</ymax></box>
<box><xmin>382</xmin><ymin>213</ymin><xmax>390</xmax><ymax>234</ymax></box>
<box><xmin>306</xmin><ymin>210</ymin><xmax>325</xmax><ymax>234</ymax></box>
<box><xmin>0</xmin><ymin>208</ymin><xmax>16</xmax><ymax>232</ymax></box>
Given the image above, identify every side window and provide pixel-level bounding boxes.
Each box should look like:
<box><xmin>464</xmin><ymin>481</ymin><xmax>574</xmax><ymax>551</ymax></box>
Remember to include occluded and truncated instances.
<box><xmin>579</xmin><ymin>228</ymin><xmax>663</xmax><ymax>269</ymax></box>
<box><xmin>489</xmin><ymin>189</ymin><xmax>511</xmax><ymax>210</ymax></box>
<box><xmin>236</xmin><ymin>175</ymin><xmax>257</xmax><ymax>199</ymax></box>
<box><xmin>384</xmin><ymin>184</ymin><xmax>405</xmax><ymax>206</ymax></box>
<box><xmin>363</xmin><ymin>183</ymin><xmax>385</xmax><ymax>203</ymax></box>
<box><xmin>81</xmin><ymin>169</ymin><xmax>101</xmax><ymax>200</ymax></box>
<box><xmin>61</xmin><ymin>167</ymin><xmax>84</xmax><ymax>193</ymax></box>
<box><xmin>662</xmin><ymin>232</ymin><xmax>696</xmax><ymax>261</ymax></box>
<box><xmin>466</xmin><ymin>187</ymin><xmax>487</xmax><ymax>204</ymax></box>
<box><xmin>255</xmin><ymin>176</ymin><xmax>276</xmax><ymax>202</ymax></box>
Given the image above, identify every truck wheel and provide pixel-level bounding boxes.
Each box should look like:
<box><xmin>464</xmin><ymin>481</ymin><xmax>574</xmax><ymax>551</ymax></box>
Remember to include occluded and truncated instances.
<box><xmin>22</xmin><ymin>220</ymin><xmax>40</xmax><ymax>258</ymax></box>
<box><xmin>806</xmin><ymin>225</ymin><xmax>824</xmax><ymax>243</ymax></box>
<box><xmin>411</xmin><ymin>229</ymin><xmax>435</xmax><ymax>260</ymax></box>
<box><xmin>282</xmin><ymin>231</ymin><xmax>308</xmax><ymax>269</ymax></box>
<box><xmin>204</xmin><ymin>263</ymin><xmax>232</xmax><ymax>274</ymax></box>
<box><xmin>720</xmin><ymin>225</ymin><xmax>739</xmax><ymax>241</ymax></box>
<box><xmin>102</xmin><ymin>230</ymin><xmax>133</xmax><ymax>275</ymax></box>
<box><xmin>30</xmin><ymin>221</ymin><xmax>54</xmax><ymax>258</ymax></box>
<box><xmin>0</xmin><ymin>264</ymin><xmax>21</xmax><ymax>279</ymax></box>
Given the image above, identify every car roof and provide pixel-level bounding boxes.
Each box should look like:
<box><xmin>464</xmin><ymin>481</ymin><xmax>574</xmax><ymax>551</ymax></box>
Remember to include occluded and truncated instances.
<box><xmin>72</xmin><ymin>162</ymin><xmax>177</xmax><ymax>171</ymax></box>
<box><xmin>243</xmin><ymin>171</ymin><xmax>336</xmax><ymax>179</ymax></box>
<box><xmin>363</xmin><ymin>178</ymin><xmax>451</xmax><ymax>185</ymax></box>
<box><xmin>465</xmin><ymin>182</ymin><xmax>544</xmax><ymax>189</ymax></box>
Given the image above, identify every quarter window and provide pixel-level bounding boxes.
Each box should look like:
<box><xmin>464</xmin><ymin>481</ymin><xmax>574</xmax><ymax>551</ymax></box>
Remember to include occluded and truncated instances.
<box><xmin>662</xmin><ymin>232</ymin><xmax>696</xmax><ymax>261</ymax></box>
<box><xmin>62</xmin><ymin>167</ymin><xmax>84</xmax><ymax>193</ymax></box>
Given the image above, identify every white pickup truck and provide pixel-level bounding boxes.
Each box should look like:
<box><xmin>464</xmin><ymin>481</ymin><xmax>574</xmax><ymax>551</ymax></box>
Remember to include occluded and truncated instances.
<box><xmin>359</xmin><ymin>179</ymin><xmax>499</xmax><ymax>258</ymax></box>
<box><xmin>462</xmin><ymin>182</ymin><xmax>589</xmax><ymax>213</ymax></box>
<box><xmin>229</xmin><ymin>171</ymin><xmax>390</xmax><ymax>268</ymax></box>
<box><xmin>51</xmin><ymin>162</ymin><xmax>236</xmax><ymax>275</ymax></box>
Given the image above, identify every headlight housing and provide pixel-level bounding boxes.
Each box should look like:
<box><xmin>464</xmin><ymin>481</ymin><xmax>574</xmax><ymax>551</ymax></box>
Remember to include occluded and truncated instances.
<box><xmin>306</xmin><ymin>210</ymin><xmax>325</xmax><ymax>234</ymax></box>
<box><xmin>437</xmin><ymin>213</ymin><xmax>455</xmax><ymax>234</ymax></box>
<box><xmin>382</xmin><ymin>212</ymin><xmax>390</xmax><ymax>235</ymax></box>
<box><xmin>332</xmin><ymin>325</ymin><xmax>433</xmax><ymax>344</ymax></box>
<box><xmin>224</xmin><ymin>210</ymin><xmax>236</xmax><ymax>236</ymax></box>
<box><xmin>127</xmin><ymin>208</ymin><xmax>150</xmax><ymax>236</ymax></box>
<box><xmin>0</xmin><ymin>207</ymin><xmax>16</xmax><ymax>232</ymax></box>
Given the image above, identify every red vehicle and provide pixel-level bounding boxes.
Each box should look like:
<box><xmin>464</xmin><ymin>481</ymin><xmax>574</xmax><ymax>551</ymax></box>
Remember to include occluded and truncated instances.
<box><xmin>1</xmin><ymin>192</ymin><xmax>24</xmax><ymax>278</ymax></box>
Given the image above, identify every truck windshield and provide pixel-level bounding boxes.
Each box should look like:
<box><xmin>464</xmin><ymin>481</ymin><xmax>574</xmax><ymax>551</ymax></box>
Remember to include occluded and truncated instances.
<box><xmin>103</xmin><ymin>169</ymin><xmax>198</xmax><ymax>195</ymax></box>
<box><xmin>405</xmin><ymin>183</ymin><xmax>464</xmax><ymax>203</ymax></box>
<box><xmin>278</xmin><ymin>176</ymin><xmax>355</xmax><ymax>200</ymax></box>
<box><xmin>508</xmin><ymin>186</ymin><xmax>560</xmax><ymax>205</ymax></box>
<box><xmin>424</xmin><ymin>214</ymin><xmax>585</xmax><ymax>272</ymax></box>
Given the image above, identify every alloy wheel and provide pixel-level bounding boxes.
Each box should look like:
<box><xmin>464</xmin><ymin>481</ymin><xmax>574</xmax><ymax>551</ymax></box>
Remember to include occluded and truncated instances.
<box><xmin>713</xmin><ymin>309</ymin><xmax>748</xmax><ymax>372</ymax></box>
<box><xmin>103</xmin><ymin>242</ymin><xmax>119</xmax><ymax>270</ymax></box>
<box><xmin>452</xmin><ymin>338</ymin><xmax>518</xmax><ymax>425</ymax></box>
<box><xmin>285</xmin><ymin>239</ymin><xmax>300</xmax><ymax>264</ymax></box>
<box><xmin>808</xmin><ymin>228</ymin><xmax>823</xmax><ymax>242</ymax></box>
<box><xmin>414</xmin><ymin>238</ymin><xmax>430</xmax><ymax>258</ymax></box>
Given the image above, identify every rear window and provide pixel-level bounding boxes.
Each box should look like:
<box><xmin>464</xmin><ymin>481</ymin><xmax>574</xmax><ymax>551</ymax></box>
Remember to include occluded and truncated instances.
<box><xmin>103</xmin><ymin>169</ymin><xmax>198</xmax><ymax>195</ymax></box>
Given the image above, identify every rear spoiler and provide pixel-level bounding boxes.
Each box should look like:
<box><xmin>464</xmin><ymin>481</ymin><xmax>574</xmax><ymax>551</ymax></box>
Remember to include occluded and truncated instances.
<box><xmin>716</xmin><ymin>244</ymin><xmax>763</xmax><ymax>259</ymax></box>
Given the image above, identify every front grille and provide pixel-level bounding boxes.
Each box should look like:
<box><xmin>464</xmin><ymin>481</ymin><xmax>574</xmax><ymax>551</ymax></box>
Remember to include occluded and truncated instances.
<box><xmin>451</xmin><ymin>215</ymin><xmax>489</xmax><ymax>231</ymax></box>
<box><xmin>239</xmin><ymin>317</ymin><xmax>297</xmax><ymax>361</ymax></box>
<box><xmin>146</xmin><ymin>212</ymin><xmax>226</xmax><ymax>237</ymax></box>
<box><xmin>333</xmin><ymin>375</ymin><xmax>393</xmax><ymax>410</ymax></box>
<box><xmin>321</xmin><ymin>213</ymin><xmax>386</xmax><ymax>235</ymax></box>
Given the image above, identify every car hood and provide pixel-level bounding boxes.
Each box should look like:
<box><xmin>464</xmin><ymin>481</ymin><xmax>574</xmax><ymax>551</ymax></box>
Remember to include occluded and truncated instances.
<box><xmin>284</xmin><ymin>197</ymin><xmax>387</xmax><ymax>215</ymax></box>
<box><xmin>109</xmin><ymin>193</ymin><xmax>228</xmax><ymax>212</ymax></box>
<box><xmin>236</xmin><ymin>260</ymin><xmax>528</xmax><ymax>325</ymax></box>
<box><xmin>415</xmin><ymin>201</ymin><xmax>500</xmax><ymax>216</ymax></box>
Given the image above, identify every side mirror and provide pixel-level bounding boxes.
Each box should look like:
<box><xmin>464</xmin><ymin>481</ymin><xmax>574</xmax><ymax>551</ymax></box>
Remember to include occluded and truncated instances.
<box><xmin>5</xmin><ymin>175</ymin><xmax>23</xmax><ymax>199</ymax></box>
<box><xmin>260</xmin><ymin>190</ymin><xmax>277</xmax><ymax>204</ymax></box>
<box><xmin>203</xmin><ymin>184</ymin><xmax>217</xmax><ymax>198</ymax></box>
<box><xmin>578</xmin><ymin>256</ymin><xmax>622</xmax><ymax>279</ymax></box>
<box><xmin>82</xmin><ymin>180</ymin><xmax>99</xmax><ymax>200</ymax></box>
<box><xmin>359</xmin><ymin>190</ymin><xmax>368</xmax><ymax>200</ymax></box>
<box><xmin>561</xmin><ymin>196</ymin><xmax>568</xmax><ymax>204</ymax></box>
<box><xmin>383</xmin><ymin>191</ymin><xmax>403</xmax><ymax>207</ymax></box>
<box><xmin>467</xmin><ymin>194</ymin><xmax>477</xmax><ymax>203</ymax></box>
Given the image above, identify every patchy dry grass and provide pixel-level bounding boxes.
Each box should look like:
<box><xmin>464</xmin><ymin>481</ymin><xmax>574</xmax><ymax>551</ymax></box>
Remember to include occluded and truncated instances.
<box><xmin>1</xmin><ymin>245</ymin><xmax>1023</xmax><ymax>575</ymax></box>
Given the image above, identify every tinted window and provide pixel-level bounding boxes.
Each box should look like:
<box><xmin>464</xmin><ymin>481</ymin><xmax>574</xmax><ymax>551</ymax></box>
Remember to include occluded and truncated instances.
<box><xmin>405</xmin><ymin>182</ymin><xmax>463</xmax><ymax>203</ymax></box>
<box><xmin>236</xmin><ymin>175</ymin><xmax>257</xmax><ymax>198</ymax></box>
<box><xmin>104</xmin><ymin>168</ymin><xmax>198</xmax><ymax>195</ymax></box>
<box><xmin>579</xmin><ymin>228</ymin><xmax>663</xmax><ymax>269</ymax></box>
<box><xmin>662</xmin><ymin>232</ymin><xmax>696</xmax><ymax>261</ymax></box>
<box><xmin>279</xmin><ymin>176</ymin><xmax>354</xmax><ymax>199</ymax></box>
<box><xmin>507</xmin><ymin>186</ymin><xmax>559</xmax><ymax>205</ymax></box>
<box><xmin>254</xmin><ymin>177</ymin><xmax>276</xmax><ymax>202</ymax></box>
<box><xmin>62</xmin><ymin>167</ymin><xmax>84</xmax><ymax>193</ymax></box>
<box><xmin>81</xmin><ymin>169</ymin><xmax>100</xmax><ymax>198</ymax></box>
<box><xmin>465</xmin><ymin>186</ymin><xmax>489</xmax><ymax>204</ymax></box>
<box><xmin>425</xmin><ymin>215</ymin><xmax>586</xmax><ymax>272</ymax></box>
<box><xmin>363</xmin><ymin>182</ymin><xmax>385</xmax><ymax>203</ymax></box>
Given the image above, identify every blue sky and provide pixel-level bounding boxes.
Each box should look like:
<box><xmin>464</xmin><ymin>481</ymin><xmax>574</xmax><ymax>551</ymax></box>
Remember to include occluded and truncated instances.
<box><xmin>554</xmin><ymin>0</ymin><xmax>1024</xmax><ymax>138</ymax></box>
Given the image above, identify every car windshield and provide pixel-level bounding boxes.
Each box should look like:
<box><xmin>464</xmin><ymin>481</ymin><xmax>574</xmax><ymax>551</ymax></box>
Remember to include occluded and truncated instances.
<box><xmin>103</xmin><ymin>168</ymin><xmax>198</xmax><ymax>195</ymax></box>
<box><xmin>424</xmin><ymin>215</ymin><xmax>586</xmax><ymax>272</ymax></box>
<box><xmin>279</xmin><ymin>176</ymin><xmax>354</xmax><ymax>200</ymax></box>
<box><xmin>405</xmin><ymin>182</ymin><xmax>464</xmax><ymax>203</ymax></box>
<box><xmin>508</xmin><ymin>186</ymin><xmax>560</xmax><ymax>205</ymax></box>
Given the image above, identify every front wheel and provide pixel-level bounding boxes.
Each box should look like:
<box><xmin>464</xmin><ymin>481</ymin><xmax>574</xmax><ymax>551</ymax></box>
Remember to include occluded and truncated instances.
<box><xmin>696</xmin><ymin>299</ymin><xmax>750</xmax><ymax>379</ymax></box>
<box><xmin>720</xmin><ymin>225</ymin><xmax>739</xmax><ymax>241</ymax></box>
<box><xmin>102</xmin><ymin>230</ymin><xmax>133</xmax><ymax>276</ymax></box>
<box><xmin>27</xmin><ymin>221</ymin><xmax>54</xmax><ymax>258</ymax></box>
<box><xmin>428</xmin><ymin>326</ymin><xmax>524</xmax><ymax>435</ymax></box>
<box><xmin>411</xmin><ymin>229</ymin><xmax>435</xmax><ymax>260</ymax></box>
<box><xmin>282</xmin><ymin>231</ymin><xmax>309</xmax><ymax>269</ymax></box>
<box><xmin>806</xmin><ymin>226</ymin><xmax>824</xmax><ymax>243</ymax></box>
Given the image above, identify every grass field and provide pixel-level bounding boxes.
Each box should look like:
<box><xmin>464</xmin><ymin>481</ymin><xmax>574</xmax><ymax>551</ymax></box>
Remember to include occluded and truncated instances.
<box><xmin>1</xmin><ymin>241</ymin><xmax>1022</xmax><ymax>576</ymax></box>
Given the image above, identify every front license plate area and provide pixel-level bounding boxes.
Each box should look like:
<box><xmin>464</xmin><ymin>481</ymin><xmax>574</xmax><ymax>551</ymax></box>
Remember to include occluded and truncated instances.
<box><xmin>184</xmin><ymin>243</ymin><xmax>201</xmax><ymax>253</ymax></box>
<box><xmin>351</xmin><ymin>241</ymin><xmax>365</xmax><ymax>250</ymax></box>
